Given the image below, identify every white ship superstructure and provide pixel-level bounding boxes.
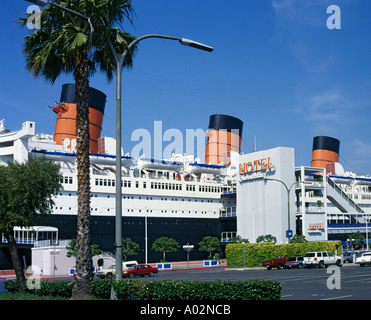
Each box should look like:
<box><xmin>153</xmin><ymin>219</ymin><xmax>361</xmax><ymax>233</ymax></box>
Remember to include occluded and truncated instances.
<box><xmin>30</xmin><ymin>147</ymin><xmax>234</xmax><ymax>221</ymax></box>
<box><xmin>295</xmin><ymin>136</ymin><xmax>371</xmax><ymax>245</ymax></box>
<box><xmin>1</xmin><ymin>84</ymin><xmax>371</xmax><ymax>268</ymax></box>
<box><xmin>0</xmin><ymin>121</ymin><xmax>238</xmax><ymax>263</ymax></box>
<box><xmin>0</xmin><ymin>85</ymin><xmax>241</xmax><ymax>264</ymax></box>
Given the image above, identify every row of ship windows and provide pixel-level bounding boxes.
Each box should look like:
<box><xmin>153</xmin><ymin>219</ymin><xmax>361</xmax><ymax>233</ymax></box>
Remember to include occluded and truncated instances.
<box><xmin>52</xmin><ymin>206</ymin><xmax>217</xmax><ymax>214</ymax></box>
<box><xmin>57</xmin><ymin>192</ymin><xmax>235</xmax><ymax>204</ymax></box>
<box><xmin>62</xmin><ymin>175</ymin><xmax>222</xmax><ymax>194</ymax></box>
<box><xmin>92</xmin><ymin>178</ymin><xmax>221</xmax><ymax>193</ymax></box>
<box><xmin>125</xmin><ymin>209</ymin><xmax>216</xmax><ymax>214</ymax></box>
<box><xmin>356</xmin><ymin>195</ymin><xmax>371</xmax><ymax>200</ymax></box>
<box><xmin>49</xmin><ymin>219</ymin><xmax>217</xmax><ymax>227</ymax></box>
<box><xmin>344</xmin><ymin>194</ymin><xmax>371</xmax><ymax>200</ymax></box>
<box><xmin>121</xmin><ymin>221</ymin><xmax>217</xmax><ymax>226</ymax></box>
<box><xmin>60</xmin><ymin>176</ymin><xmax>371</xmax><ymax>199</ymax></box>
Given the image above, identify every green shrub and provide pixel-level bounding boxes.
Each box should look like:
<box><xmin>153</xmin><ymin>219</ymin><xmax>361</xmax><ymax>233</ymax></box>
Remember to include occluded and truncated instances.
<box><xmin>4</xmin><ymin>278</ymin><xmax>281</xmax><ymax>300</ymax></box>
<box><xmin>111</xmin><ymin>280</ymin><xmax>147</xmax><ymax>300</ymax></box>
<box><xmin>4</xmin><ymin>279</ymin><xmax>72</xmax><ymax>297</ymax></box>
<box><xmin>36</xmin><ymin>280</ymin><xmax>72</xmax><ymax>297</ymax></box>
<box><xmin>91</xmin><ymin>279</ymin><xmax>113</xmax><ymax>300</ymax></box>
<box><xmin>3</xmin><ymin>279</ymin><xmax>18</xmax><ymax>293</ymax></box>
<box><xmin>114</xmin><ymin>279</ymin><xmax>281</xmax><ymax>300</ymax></box>
<box><xmin>226</xmin><ymin>241</ymin><xmax>342</xmax><ymax>268</ymax></box>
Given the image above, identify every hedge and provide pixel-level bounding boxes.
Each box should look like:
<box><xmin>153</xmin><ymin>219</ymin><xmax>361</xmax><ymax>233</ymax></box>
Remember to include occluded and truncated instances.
<box><xmin>4</xmin><ymin>279</ymin><xmax>281</xmax><ymax>300</ymax></box>
<box><xmin>118</xmin><ymin>280</ymin><xmax>281</xmax><ymax>300</ymax></box>
<box><xmin>226</xmin><ymin>241</ymin><xmax>342</xmax><ymax>268</ymax></box>
<box><xmin>4</xmin><ymin>279</ymin><xmax>72</xmax><ymax>298</ymax></box>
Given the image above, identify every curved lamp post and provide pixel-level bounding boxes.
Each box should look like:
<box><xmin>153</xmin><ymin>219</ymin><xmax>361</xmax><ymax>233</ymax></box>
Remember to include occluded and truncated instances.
<box><xmin>110</xmin><ymin>35</ymin><xmax>213</xmax><ymax>279</ymax></box>
<box><xmin>264</xmin><ymin>178</ymin><xmax>297</xmax><ymax>243</ymax></box>
<box><xmin>25</xmin><ymin>0</ymin><xmax>214</xmax><ymax>280</ymax></box>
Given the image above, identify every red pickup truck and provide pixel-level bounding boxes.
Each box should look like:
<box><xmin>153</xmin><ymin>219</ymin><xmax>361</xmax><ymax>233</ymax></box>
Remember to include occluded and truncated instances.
<box><xmin>262</xmin><ymin>256</ymin><xmax>288</xmax><ymax>270</ymax></box>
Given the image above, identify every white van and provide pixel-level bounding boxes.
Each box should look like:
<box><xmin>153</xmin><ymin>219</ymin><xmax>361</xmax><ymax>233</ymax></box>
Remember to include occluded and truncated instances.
<box><xmin>303</xmin><ymin>252</ymin><xmax>342</xmax><ymax>268</ymax></box>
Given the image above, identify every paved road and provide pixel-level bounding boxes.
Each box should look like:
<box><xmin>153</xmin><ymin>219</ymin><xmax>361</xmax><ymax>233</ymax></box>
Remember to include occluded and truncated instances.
<box><xmin>8</xmin><ymin>264</ymin><xmax>370</xmax><ymax>300</ymax></box>
<box><xmin>137</xmin><ymin>264</ymin><xmax>371</xmax><ymax>300</ymax></box>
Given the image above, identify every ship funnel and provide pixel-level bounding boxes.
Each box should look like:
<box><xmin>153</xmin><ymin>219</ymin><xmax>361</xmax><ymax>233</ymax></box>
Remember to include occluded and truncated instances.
<box><xmin>205</xmin><ymin>114</ymin><xmax>243</xmax><ymax>165</ymax></box>
<box><xmin>52</xmin><ymin>84</ymin><xmax>106</xmax><ymax>153</ymax></box>
<box><xmin>311</xmin><ymin>136</ymin><xmax>340</xmax><ymax>168</ymax></box>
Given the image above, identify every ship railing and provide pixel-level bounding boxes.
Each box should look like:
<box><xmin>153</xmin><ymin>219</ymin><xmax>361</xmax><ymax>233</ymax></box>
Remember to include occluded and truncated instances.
<box><xmin>33</xmin><ymin>239</ymin><xmax>72</xmax><ymax>247</ymax></box>
<box><xmin>326</xmin><ymin>176</ymin><xmax>364</xmax><ymax>214</ymax></box>
<box><xmin>299</xmin><ymin>180</ymin><xmax>324</xmax><ymax>188</ymax></box>
<box><xmin>296</xmin><ymin>206</ymin><xmax>325</xmax><ymax>213</ymax></box>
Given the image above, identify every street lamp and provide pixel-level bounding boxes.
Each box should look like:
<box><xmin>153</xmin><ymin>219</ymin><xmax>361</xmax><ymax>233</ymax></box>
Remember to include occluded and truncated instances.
<box><xmin>364</xmin><ymin>213</ymin><xmax>369</xmax><ymax>251</ymax></box>
<box><xmin>264</xmin><ymin>178</ymin><xmax>297</xmax><ymax>242</ymax></box>
<box><xmin>110</xmin><ymin>34</ymin><xmax>213</xmax><ymax>280</ymax></box>
<box><xmin>178</xmin><ymin>38</ymin><xmax>214</xmax><ymax>52</ymax></box>
<box><xmin>26</xmin><ymin>0</ymin><xmax>214</xmax><ymax>280</ymax></box>
<box><xmin>183</xmin><ymin>243</ymin><xmax>194</xmax><ymax>268</ymax></box>
<box><xmin>26</xmin><ymin>0</ymin><xmax>49</xmax><ymax>5</ymax></box>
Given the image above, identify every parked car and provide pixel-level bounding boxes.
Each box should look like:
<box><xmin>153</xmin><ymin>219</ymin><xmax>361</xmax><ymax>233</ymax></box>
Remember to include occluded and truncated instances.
<box><xmin>355</xmin><ymin>252</ymin><xmax>371</xmax><ymax>267</ymax></box>
<box><xmin>262</xmin><ymin>256</ymin><xmax>288</xmax><ymax>270</ymax></box>
<box><xmin>342</xmin><ymin>252</ymin><xmax>354</xmax><ymax>263</ymax></box>
<box><xmin>303</xmin><ymin>251</ymin><xmax>342</xmax><ymax>268</ymax></box>
<box><xmin>123</xmin><ymin>264</ymin><xmax>159</xmax><ymax>278</ymax></box>
<box><xmin>96</xmin><ymin>260</ymin><xmax>138</xmax><ymax>279</ymax></box>
<box><xmin>285</xmin><ymin>256</ymin><xmax>304</xmax><ymax>269</ymax></box>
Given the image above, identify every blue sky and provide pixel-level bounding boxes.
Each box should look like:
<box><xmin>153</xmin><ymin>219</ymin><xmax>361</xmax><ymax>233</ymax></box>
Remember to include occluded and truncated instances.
<box><xmin>1</xmin><ymin>0</ymin><xmax>370</xmax><ymax>175</ymax></box>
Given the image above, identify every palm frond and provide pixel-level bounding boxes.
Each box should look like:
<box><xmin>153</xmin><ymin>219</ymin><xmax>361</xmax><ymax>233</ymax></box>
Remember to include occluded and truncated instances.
<box><xmin>63</xmin><ymin>26</ymin><xmax>89</xmax><ymax>49</ymax></box>
<box><xmin>19</xmin><ymin>0</ymin><xmax>137</xmax><ymax>84</ymax></box>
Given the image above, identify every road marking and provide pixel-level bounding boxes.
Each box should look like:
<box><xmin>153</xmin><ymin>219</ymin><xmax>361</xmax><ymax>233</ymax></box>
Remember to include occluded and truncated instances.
<box><xmin>302</xmin><ymin>275</ymin><xmax>331</xmax><ymax>283</ymax></box>
<box><xmin>344</xmin><ymin>277</ymin><xmax>371</xmax><ymax>283</ymax></box>
<box><xmin>321</xmin><ymin>295</ymin><xmax>353</xmax><ymax>300</ymax></box>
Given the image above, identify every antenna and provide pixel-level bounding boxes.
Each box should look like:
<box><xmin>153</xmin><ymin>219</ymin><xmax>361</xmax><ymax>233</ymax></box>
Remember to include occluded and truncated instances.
<box><xmin>253</xmin><ymin>136</ymin><xmax>257</xmax><ymax>152</ymax></box>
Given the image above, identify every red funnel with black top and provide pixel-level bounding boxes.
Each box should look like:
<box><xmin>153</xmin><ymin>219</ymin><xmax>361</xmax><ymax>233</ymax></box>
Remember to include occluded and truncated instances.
<box><xmin>205</xmin><ymin>114</ymin><xmax>243</xmax><ymax>165</ymax></box>
<box><xmin>52</xmin><ymin>84</ymin><xmax>106</xmax><ymax>153</ymax></box>
<box><xmin>311</xmin><ymin>136</ymin><xmax>340</xmax><ymax>168</ymax></box>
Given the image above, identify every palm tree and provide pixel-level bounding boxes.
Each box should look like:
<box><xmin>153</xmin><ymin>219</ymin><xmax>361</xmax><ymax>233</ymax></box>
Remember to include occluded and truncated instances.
<box><xmin>18</xmin><ymin>0</ymin><xmax>136</xmax><ymax>299</ymax></box>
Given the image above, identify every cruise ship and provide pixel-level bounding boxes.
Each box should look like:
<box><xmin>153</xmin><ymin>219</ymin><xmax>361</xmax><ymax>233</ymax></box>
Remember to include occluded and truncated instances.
<box><xmin>0</xmin><ymin>84</ymin><xmax>239</xmax><ymax>266</ymax></box>
<box><xmin>1</xmin><ymin>84</ymin><xmax>370</xmax><ymax>268</ymax></box>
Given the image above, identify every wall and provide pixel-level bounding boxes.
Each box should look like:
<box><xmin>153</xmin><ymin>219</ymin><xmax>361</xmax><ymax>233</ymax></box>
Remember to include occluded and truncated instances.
<box><xmin>31</xmin><ymin>246</ymin><xmax>75</xmax><ymax>276</ymax></box>
<box><xmin>236</xmin><ymin>147</ymin><xmax>296</xmax><ymax>244</ymax></box>
<box><xmin>31</xmin><ymin>246</ymin><xmax>112</xmax><ymax>276</ymax></box>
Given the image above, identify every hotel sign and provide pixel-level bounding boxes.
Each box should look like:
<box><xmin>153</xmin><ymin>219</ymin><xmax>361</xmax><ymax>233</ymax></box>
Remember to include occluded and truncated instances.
<box><xmin>239</xmin><ymin>157</ymin><xmax>274</xmax><ymax>174</ymax></box>
<box><xmin>239</xmin><ymin>157</ymin><xmax>275</xmax><ymax>182</ymax></box>
<box><xmin>308</xmin><ymin>223</ymin><xmax>325</xmax><ymax>231</ymax></box>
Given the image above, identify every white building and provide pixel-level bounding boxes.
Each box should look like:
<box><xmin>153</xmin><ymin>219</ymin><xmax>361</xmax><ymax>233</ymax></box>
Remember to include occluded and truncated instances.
<box><xmin>236</xmin><ymin>147</ymin><xmax>296</xmax><ymax>244</ymax></box>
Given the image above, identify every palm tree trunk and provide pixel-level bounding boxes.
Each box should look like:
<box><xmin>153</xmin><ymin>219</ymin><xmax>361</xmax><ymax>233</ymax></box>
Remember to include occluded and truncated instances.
<box><xmin>5</xmin><ymin>230</ymin><xmax>26</xmax><ymax>292</ymax></box>
<box><xmin>71</xmin><ymin>49</ymin><xmax>93</xmax><ymax>299</ymax></box>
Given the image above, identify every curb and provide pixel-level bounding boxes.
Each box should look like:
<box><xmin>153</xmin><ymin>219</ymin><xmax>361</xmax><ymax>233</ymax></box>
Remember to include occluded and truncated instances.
<box><xmin>159</xmin><ymin>265</ymin><xmax>226</xmax><ymax>272</ymax></box>
<box><xmin>1</xmin><ymin>265</ymin><xmax>227</xmax><ymax>281</ymax></box>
